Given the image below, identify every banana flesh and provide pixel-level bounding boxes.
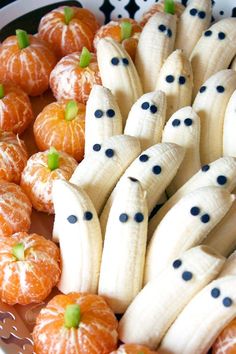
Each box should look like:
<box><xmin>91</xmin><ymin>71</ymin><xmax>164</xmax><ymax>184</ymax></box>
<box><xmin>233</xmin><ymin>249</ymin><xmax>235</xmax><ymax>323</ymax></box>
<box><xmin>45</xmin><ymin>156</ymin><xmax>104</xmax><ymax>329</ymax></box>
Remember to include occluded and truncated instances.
<box><xmin>223</xmin><ymin>89</ymin><xmax>236</xmax><ymax>157</ymax></box>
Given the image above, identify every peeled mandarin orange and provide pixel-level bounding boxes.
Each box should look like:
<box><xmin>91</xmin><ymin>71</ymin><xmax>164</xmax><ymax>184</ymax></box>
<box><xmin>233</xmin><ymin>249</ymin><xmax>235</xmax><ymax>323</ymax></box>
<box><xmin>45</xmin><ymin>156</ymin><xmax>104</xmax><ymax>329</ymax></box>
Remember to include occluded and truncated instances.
<box><xmin>0</xmin><ymin>82</ymin><xmax>33</xmax><ymax>134</ymax></box>
<box><xmin>33</xmin><ymin>100</ymin><xmax>85</xmax><ymax>161</ymax></box>
<box><xmin>50</xmin><ymin>49</ymin><xmax>101</xmax><ymax>104</ymax></box>
<box><xmin>140</xmin><ymin>1</ymin><xmax>185</xmax><ymax>26</ymax></box>
<box><xmin>20</xmin><ymin>148</ymin><xmax>78</xmax><ymax>214</ymax></box>
<box><xmin>0</xmin><ymin>180</ymin><xmax>31</xmax><ymax>237</ymax></box>
<box><xmin>0</xmin><ymin>232</ymin><xmax>60</xmax><ymax>305</ymax></box>
<box><xmin>212</xmin><ymin>318</ymin><xmax>236</xmax><ymax>354</ymax></box>
<box><xmin>0</xmin><ymin>30</ymin><xmax>57</xmax><ymax>96</ymax></box>
<box><xmin>38</xmin><ymin>6</ymin><xmax>99</xmax><ymax>58</ymax></box>
<box><xmin>94</xmin><ymin>18</ymin><xmax>142</xmax><ymax>61</ymax></box>
<box><xmin>111</xmin><ymin>344</ymin><xmax>158</xmax><ymax>353</ymax></box>
<box><xmin>32</xmin><ymin>292</ymin><xmax>118</xmax><ymax>354</ymax></box>
<box><xmin>0</xmin><ymin>131</ymin><xmax>28</xmax><ymax>184</ymax></box>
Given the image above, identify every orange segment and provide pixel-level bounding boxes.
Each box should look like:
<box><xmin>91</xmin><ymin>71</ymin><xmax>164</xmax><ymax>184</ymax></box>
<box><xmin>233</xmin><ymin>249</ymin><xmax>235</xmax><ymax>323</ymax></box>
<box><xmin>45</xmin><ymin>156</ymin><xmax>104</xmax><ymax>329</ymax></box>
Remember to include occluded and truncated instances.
<box><xmin>94</xmin><ymin>18</ymin><xmax>142</xmax><ymax>61</ymax></box>
<box><xmin>212</xmin><ymin>318</ymin><xmax>236</xmax><ymax>354</ymax></box>
<box><xmin>32</xmin><ymin>293</ymin><xmax>118</xmax><ymax>354</ymax></box>
<box><xmin>50</xmin><ymin>51</ymin><xmax>101</xmax><ymax>104</ymax></box>
<box><xmin>0</xmin><ymin>131</ymin><xmax>28</xmax><ymax>183</ymax></box>
<box><xmin>0</xmin><ymin>232</ymin><xmax>60</xmax><ymax>305</ymax></box>
<box><xmin>20</xmin><ymin>149</ymin><xmax>78</xmax><ymax>213</ymax></box>
<box><xmin>0</xmin><ymin>180</ymin><xmax>31</xmax><ymax>237</ymax></box>
<box><xmin>33</xmin><ymin>100</ymin><xmax>85</xmax><ymax>161</ymax></box>
<box><xmin>111</xmin><ymin>343</ymin><xmax>158</xmax><ymax>353</ymax></box>
<box><xmin>0</xmin><ymin>35</ymin><xmax>57</xmax><ymax>96</ymax></box>
<box><xmin>38</xmin><ymin>6</ymin><xmax>99</xmax><ymax>58</ymax></box>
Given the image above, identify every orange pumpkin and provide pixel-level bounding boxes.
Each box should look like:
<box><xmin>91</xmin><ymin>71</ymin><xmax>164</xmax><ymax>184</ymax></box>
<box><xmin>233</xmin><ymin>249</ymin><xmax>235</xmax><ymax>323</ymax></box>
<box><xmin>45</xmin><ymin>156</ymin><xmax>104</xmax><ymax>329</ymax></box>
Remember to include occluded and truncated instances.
<box><xmin>111</xmin><ymin>343</ymin><xmax>158</xmax><ymax>353</ymax></box>
<box><xmin>0</xmin><ymin>180</ymin><xmax>31</xmax><ymax>237</ymax></box>
<box><xmin>0</xmin><ymin>82</ymin><xmax>33</xmax><ymax>134</ymax></box>
<box><xmin>140</xmin><ymin>1</ymin><xmax>185</xmax><ymax>26</ymax></box>
<box><xmin>20</xmin><ymin>148</ymin><xmax>78</xmax><ymax>213</ymax></box>
<box><xmin>38</xmin><ymin>6</ymin><xmax>99</xmax><ymax>58</ymax></box>
<box><xmin>93</xmin><ymin>18</ymin><xmax>142</xmax><ymax>61</ymax></box>
<box><xmin>0</xmin><ymin>30</ymin><xmax>57</xmax><ymax>96</ymax></box>
<box><xmin>50</xmin><ymin>50</ymin><xmax>101</xmax><ymax>104</ymax></box>
<box><xmin>33</xmin><ymin>100</ymin><xmax>85</xmax><ymax>161</ymax></box>
<box><xmin>0</xmin><ymin>232</ymin><xmax>60</xmax><ymax>305</ymax></box>
<box><xmin>212</xmin><ymin>318</ymin><xmax>236</xmax><ymax>354</ymax></box>
<box><xmin>32</xmin><ymin>293</ymin><xmax>118</xmax><ymax>354</ymax></box>
<box><xmin>0</xmin><ymin>130</ymin><xmax>28</xmax><ymax>183</ymax></box>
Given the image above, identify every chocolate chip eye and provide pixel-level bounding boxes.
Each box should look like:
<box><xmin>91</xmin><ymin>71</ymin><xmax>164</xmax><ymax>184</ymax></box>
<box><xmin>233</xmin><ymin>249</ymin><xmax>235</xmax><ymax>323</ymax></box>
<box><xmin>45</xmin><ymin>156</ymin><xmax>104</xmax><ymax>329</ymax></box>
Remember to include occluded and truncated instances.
<box><xmin>172</xmin><ymin>119</ymin><xmax>181</xmax><ymax>127</ymax></box>
<box><xmin>141</xmin><ymin>102</ymin><xmax>150</xmax><ymax>110</ymax></box>
<box><xmin>182</xmin><ymin>271</ymin><xmax>193</xmax><ymax>281</ymax></box>
<box><xmin>84</xmin><ymin>211</ymin><xmax>93</xmax><ymax>220</ymax></box>
<box><xmin>184</xmin><ymin>118</ymin><xmax>193</xmax><ymax>126</ymax></box>
<box><xmin>158</xmin><ymin>24</ymin><xmax>166</xmax><ymax>32</ymax></box>
<box><xmin>218</xmin><ymin>32</ymin><xmax>226</xmax><ymax>40</ymax></box>
<box><xmin>216</xmin><ymin>85</ymin><xmax>225</xmax><ymax>93</ymax></box>
<box><xmin>217</xmin><ymin>175</ymin><xmax>227</xmax><ymax>185</ymax></box>
<box><xmin>201</xmin><ymin>214</ymin><xmax>210</xmax><ymax>223</ymax></box>
<box><xmin>94</xmin><ymin>109</ymin><xmax>103</xmax><ymax>118</ymax></box>
<box><xmin>166</xmin><ymin>75</ymin><xmax>175</xmax><ymax>83</ymax></box>
<box><xmin>173</xmin><ymin>259</ymin><xmax>182</xmax><ymax>269</ymax></box>
<box><xmin>106</xmin><ymin>109</ymin><xmax>115</xmax><ymax>118</ymax></box>
<box><xmin>152</xmin><ymin>165</ymin><xmax>162</xmax><ymax>175</ymax></box>
<box><xmin>150</xmin><ymin>105</ymin><xmax>158</xmax><ymax>114</ymax></box>
<box><xmin>211</xmin><ymin>288</ymin><xmax>220</xmax><ymax>298</ymax></box>
<box><xmin>189</xmin><ymin>8</ymin><xmax>198</xmax><ymax>16</ymax></box>
<box><xmin>223</xmin><ymin>297</ymin><xmax>233</xmax><ymax>307</ymax></box>
<box><xmin>190</xmin><ymin>207</ymin><xmax>200</xmax><ymax>216</ymax></box>
<box><xmin>201</xmin><ymin>164</ymin><xmax>210</xmax><ymax>172</ymax></box>
<box><xmin>198</xmin><ymin>11</ymin><xmax>206</xmax><ymax>19</ymax></box>
<box><xmin>122</xmin><ymin>58</ymin><xmax>129</xmax><ymax>65</ymax></box>
<box><xmin>134</xmin><ymin>212</ymin><xmax>144</xmax><ymax>223</ymax></box>
<box><xmin>67</xmin><ymin>215</ymin><xmax>78</xmax><ymax>224</ymax></box>
<box><xmin>200</xmin><ymin>86</ymin><xmax>207</xmax><ymax>93</ymax></box>
<box><xmin>93</xmin><ymin>144</ymin><xmax>101</xmax><ymax>152</ymax></box>
<box><xmin>167</xmin><ymin>28</ymin><xmax>172</xmax><ymax>38</ymax></box>
<box><xmin>139</xmin><ymin>154</ymin><xmax>149</xmax><ymax>162</ymax></box>
<box><xmin>111</xmin><ymin>57</ymin><xmax>119</xmax><ymax>65</ymax></box>
<box><xmin>128</xmin><ymin>177</ymin><xmax>138</xmax><ymax>182</ymax></box>
<box><xmin>179</xmin><ymin>76</ymin><xmax>186</xmax><ymax>85</ymax></box>
<box><xmin>119</xmin><ymin>213</ymin><xmax>129</xmax><ymax>223</ymax></box>
<box><xmin>204</xmin><ymin>30</ymin><xmax>212</xmax><ymax>37</ymax></box>
<box><xmin>105</xmin><ymin>148</ymin><xmax>114</xmax><ymax>158</ymax></box>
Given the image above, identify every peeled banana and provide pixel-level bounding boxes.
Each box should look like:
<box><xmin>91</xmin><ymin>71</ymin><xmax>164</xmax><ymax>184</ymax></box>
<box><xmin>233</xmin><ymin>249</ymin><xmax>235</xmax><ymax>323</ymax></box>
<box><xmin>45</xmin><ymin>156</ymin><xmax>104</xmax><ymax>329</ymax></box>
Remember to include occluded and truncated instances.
<box><xmin>135</xmin><ymin>12</ymin><xmax>177</xmax><ymax>93</ymax></box>
<box><xmin>98</xmin><ymin>177</ymin><xmax>148</xmax><ymax>314</ymax></box>
<box><xmin>124</xmin><ymin>90</ymin><xmax>167</xmax><ymax>150</ymax></box>
<box><xmin>162</xmin><ymin>106</ymin><xmax>201</xmax><ymax>197</ymax></box>
<box><xmin>52</xmin><ymin>180</ymin><xmax>102</xmax><ymax>294</ymax></box>
<box><xmin>145</xmin><ymin>186</ymin><xmax>234</xmax><ymax>283</ymax></box>
<box><xmin>155</xmin><ymin>49</ymin><xmax>193</xmax><ymax>119</ymax></box>
<box><xmin>119</xmin><ymin>245</ymin><xmax>225</xmax><ymax>349</ymax></box>
<box><xmin>192</xmin><ymin>69</ymin><xmax>236</xmax><ymax>165</ymax></box>
<box><xmin>97</xmin><ymin>37</ymin><xmax>143</xmax><ymax>122</ymax></box>
<box><xmin>85</xmin><ymin>85</ymin><xmax>123</xmax><ymax>156</ymax></box>
<box><xmin>218</xmin><ymin>251</ymin><xmax>236</xmax><ymax>278</ymax></box>
<box><xmin>223</xmin><ymin>89</ymin><xmax>236</xmax><ymax>157</ymax></box>
<box><xmin>70</xmin><ymin>135</ymin><xmax>141</xmax><ymax>214</ymax></box>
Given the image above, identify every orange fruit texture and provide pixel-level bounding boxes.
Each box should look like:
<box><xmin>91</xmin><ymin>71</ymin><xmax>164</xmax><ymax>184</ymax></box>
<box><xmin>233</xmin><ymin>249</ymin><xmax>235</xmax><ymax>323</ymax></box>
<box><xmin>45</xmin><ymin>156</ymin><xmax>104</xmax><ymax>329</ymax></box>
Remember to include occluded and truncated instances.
<box><xmin>20</xmin><ymin>149</ymin><xmax>78</xmax><ymax>214</ymax></box>
<box><xmin>50</xmin><ymin>51</ymin><xmax>101</xmax><ymax>104</ymax></box>
<box><xmin>111</xmin><ymin>343</ymin><xmax>159</xmax><ymax>353</ymax></box>
<box><xmin>140</xmin><ymin>1</ymin><xmax>185</xmax><ymax>26</ymax></box>
<box><xmin>212</xmin><ymin>318</ymin><xmax>236</xmax><ymax>354</ymax></box>
<box><xmin>0</xmin><ymin>232</ymin><xmax>60</xmax><ymax>305</ymax></box>
<box><xmin>33</xmin><ymin>100</ymin><xmax>85</xmax><ymax>161</ymax></box>
<box><xmin>38</xmin><ymin>6</ymin><xmax>99</xmax><ymax>58</ymax></box>
<box><xmin>32</xmin><ymin>293</ymin><xmax>118</xmax><ymax>354</ymax></box>
<box><xmin>0</xmin><ymin>35</ymin><xmax>57</xmax><ymax>96</ymax></box>
<box><xmin>0</xmin><ymin>131</ymin><xmax>28</xmax><ymax>184</ymax></box>
<box><xmin>0</xmin><ymin>180</ymin><xmax>31</xmax><ymax>237</ymax></box>
<box><xmin>0</xmin><ymin>82</ymin><xmax>33</xmax><ymax>134</ymax></box>
<box><xmin>93</xmin><ymin>18</ymin><xmax>142</xmax><ymax>61</ymax></box>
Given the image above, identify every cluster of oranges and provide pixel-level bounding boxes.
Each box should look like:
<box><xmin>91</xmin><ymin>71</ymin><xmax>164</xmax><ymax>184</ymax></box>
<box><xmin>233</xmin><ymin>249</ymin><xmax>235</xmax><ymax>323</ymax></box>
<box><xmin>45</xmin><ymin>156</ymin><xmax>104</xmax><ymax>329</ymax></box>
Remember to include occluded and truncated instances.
<box><xmin>0</xmin><ymin>3</ymin><xmax>234</xmax><ymax>354</ymax></box>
